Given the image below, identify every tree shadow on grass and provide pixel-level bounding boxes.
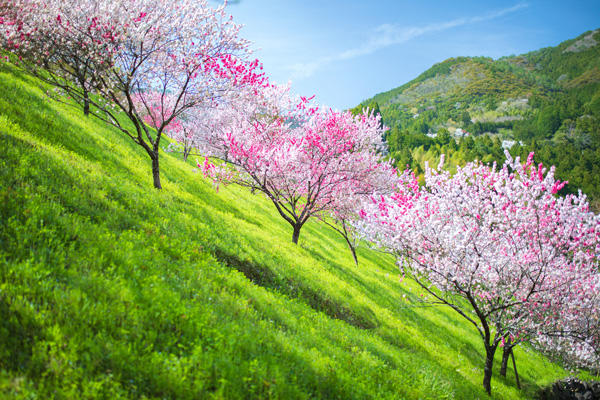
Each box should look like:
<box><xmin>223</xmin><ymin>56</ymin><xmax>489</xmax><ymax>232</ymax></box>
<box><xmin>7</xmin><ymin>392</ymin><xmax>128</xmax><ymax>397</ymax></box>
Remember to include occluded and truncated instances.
<box><xmin>213</xmin><ymin>248</ymin><xmax>377</xmax><ymax>330</ymax></box>
<box><xmin>234</xmin><ymin>280</ymin><xmax>494</xmax><ymax>400</ymax></box>
<box><xmin>0</xmin><ymin>295</ymin><xmax>42</xmax><ymax>374</ymax></box>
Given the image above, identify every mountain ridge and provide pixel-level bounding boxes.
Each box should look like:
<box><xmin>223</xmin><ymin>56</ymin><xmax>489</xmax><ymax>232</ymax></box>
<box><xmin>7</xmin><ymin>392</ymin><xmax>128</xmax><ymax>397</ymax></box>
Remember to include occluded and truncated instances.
<box><xmin>355</xmin><ymin>28</ymin><xmax>600</xmax><ymax>204</ymax></box>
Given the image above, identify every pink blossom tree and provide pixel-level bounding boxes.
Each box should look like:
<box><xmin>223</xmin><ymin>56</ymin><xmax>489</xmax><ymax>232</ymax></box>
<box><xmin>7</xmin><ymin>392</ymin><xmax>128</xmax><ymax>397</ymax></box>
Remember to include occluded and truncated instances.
<box><xmin>1</xmin><ymin>0</ymin><xmax>126</xmax><ymax>115</ymax></box>
<box><xmin>1</xmin><ymin>0</ymin><xmax>265</xmax><ymax>189</ymax></box>
<box><xmin>358</xmin><ymin>152</ymin><xmax>600</xmax><ymax>395</ymax></box>
<box><xmin>317</xmin><ymin>191</ymin><xmax>369</xmax><ymax>266</ymax></box>
<box><xmin>200</xmin><ymin>86</ymin><xmax>391</xmax><ymax>245</ymax></box>
<box><xmin>163</xmin><ymin>113</ymin><xmax>207</xmax><ymax>162</ymax></box>
<box><xmin>193</xmin><ymin>84</ymin><xmax>301</xmax><ymax>166</ymax></box>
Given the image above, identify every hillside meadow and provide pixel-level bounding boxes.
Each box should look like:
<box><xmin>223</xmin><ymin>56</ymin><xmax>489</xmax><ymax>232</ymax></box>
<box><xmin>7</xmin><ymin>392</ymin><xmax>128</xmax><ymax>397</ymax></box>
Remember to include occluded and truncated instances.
<box><xmin>0</xmin><ymin>62</ymin><xmax>581</xmax><ymax>399</ymax></box>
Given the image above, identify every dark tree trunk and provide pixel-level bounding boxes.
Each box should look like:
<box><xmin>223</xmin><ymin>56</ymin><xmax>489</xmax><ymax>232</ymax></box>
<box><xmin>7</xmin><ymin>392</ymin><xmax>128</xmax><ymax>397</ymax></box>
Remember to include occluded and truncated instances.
<box><xmin>339</xmin><ymin>220</ymin><xmax>358</xmax><ymax>266</ymax></box>
<box><xmin>483</xmin><ymin>344</ymin><xmax>497</xmax><ymax>395</ymax></box>
<box><xmin>83</xmin><ymin>88</ymin><xmax>90</xmax><ymax>116</ymax></box>
<box><xmin>500</xmin><ymin>340</ymin><xmax>520</xmax><ymax>389</ymax></box>
<box><xmin>511</xmin><ymin>348</ymin><xmax>521</xmax><ymax>390</ymax></box>
<box><xmin>349</xmin><ymin>243</ymin><xmax>358</xmax><ymax>266</ymax></box>
<box><xmin>151</xmin><ymin>154</ymin><xmax>162</xmax><ymax>189</ymax></box>
<box><xmin>343</xmin><ymin>236</ymin><xmax>358</xmax><ymax>266</ymax></box>
<box><xmin>183</xmin><ymin>148</ymin><xmax>189</xmax><ymax>162</ymax></box>
<box><xmin>500</xmin><ymin>345</ymin><xmax>511</xmax><ymax>377</ymax></box>
<box><xmin>292</xmin><ymin>224</ymin><xmax>301</xmax><ymax>244</ymax></box>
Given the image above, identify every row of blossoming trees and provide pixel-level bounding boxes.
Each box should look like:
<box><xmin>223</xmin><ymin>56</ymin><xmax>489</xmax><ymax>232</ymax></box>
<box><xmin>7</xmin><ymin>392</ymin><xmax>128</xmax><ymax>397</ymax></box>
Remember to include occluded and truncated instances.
<box><xmin>0</xmin><ymin>0</ymin><xmax>267</xmax><ymax>189</ymax></box>
<box><xmin>1</xmin><ymin>0</ymin><xmax>599</xmax><ymax>396</ymax></box>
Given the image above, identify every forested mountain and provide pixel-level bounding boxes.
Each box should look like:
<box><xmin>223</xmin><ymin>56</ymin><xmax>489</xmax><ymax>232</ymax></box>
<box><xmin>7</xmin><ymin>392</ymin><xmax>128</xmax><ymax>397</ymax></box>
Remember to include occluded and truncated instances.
<box><xmin>355</xmin><ymin>29</ymin><xmax>600</xmax><ymax>206</ymax></box>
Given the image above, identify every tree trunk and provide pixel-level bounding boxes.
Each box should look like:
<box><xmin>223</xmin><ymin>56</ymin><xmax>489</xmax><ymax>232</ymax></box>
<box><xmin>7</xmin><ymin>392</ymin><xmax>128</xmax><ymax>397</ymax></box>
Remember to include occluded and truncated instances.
<box><xmin>340</xmin><ymin>220</ymin><xmax>358</xmax><ymax>266</ymax></box>
<box><xmin>291</xmin><ymin>224</ymin><xmax>301</xmax><ymax>244</ymax></box>
<box><xmin>349</xmin><ymin>243</ymin><xmax>358</xmax><ymax>266</ymax></box>
<box><xmin>500</xmin><ymin>345</ymin><xmax>511</xmax><ymax>377</ymax></box>
<box><xmin>483</xmin><ymin>345</ymin><xmax>497</xmax><ymax>395</ymax></box>
<box><xmin>500</xmin><ymin>340</ymin><xmax>520</xmax><ymax>389</ymax></box>
<box><xmin>342</xmin><ymin>235</ymin><xmax>358</xmax><ymax>266</ymax></box>
<box><xmin>152</xmin><ymin>154</ymin><xmax>162</xmax><ymax>189</ymax></box>
<box><xmin>511</xmin><ymin>348</ymin><xmax>521</xmax><ymax>390</ymax></box>
<box><xmin>83</xmin><ymin>88</ymin><xmax>90</xmax><ymax>116</ymax></box>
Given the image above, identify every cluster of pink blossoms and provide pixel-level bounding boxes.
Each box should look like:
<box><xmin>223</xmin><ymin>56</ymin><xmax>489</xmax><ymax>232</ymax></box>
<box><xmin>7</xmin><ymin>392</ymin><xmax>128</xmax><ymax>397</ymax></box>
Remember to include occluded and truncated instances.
<box><xmin>196</xmin><ymin>82</ymin><xmax>396</xmax><ymax>246</ymax></box>
<box><xmin>357</xmin><ymin>151</ymin><xmax>600</xmax><ymax>392</ymax></box>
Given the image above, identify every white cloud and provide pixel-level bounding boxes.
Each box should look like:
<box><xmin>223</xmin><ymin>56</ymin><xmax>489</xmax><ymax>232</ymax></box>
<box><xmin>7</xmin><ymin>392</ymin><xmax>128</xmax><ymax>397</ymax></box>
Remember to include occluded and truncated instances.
<box><xmin>288</xmin><ymin>3</ymin><xmax>529</xmax><ymax>80</ymax></box>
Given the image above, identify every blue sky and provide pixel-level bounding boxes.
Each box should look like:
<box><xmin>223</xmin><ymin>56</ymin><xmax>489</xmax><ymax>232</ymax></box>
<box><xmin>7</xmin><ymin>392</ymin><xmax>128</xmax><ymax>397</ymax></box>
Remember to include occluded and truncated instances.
<box><xmin>224</xmin><ymin>1</ymin><xmax>600</xmax><ymax>110</ymax></box>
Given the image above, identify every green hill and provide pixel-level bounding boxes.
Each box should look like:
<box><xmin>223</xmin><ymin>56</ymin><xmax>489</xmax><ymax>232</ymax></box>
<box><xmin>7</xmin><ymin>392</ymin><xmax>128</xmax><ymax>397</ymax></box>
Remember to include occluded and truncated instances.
<box><xmin>0</xmin><ymin>61</ymin><xmax>580</xmax><ymax>399</ymax></box>
<box><xmin>357</xmin><ymin>29</ymin><xmax>600</xmax><ymax>204</ymax></box>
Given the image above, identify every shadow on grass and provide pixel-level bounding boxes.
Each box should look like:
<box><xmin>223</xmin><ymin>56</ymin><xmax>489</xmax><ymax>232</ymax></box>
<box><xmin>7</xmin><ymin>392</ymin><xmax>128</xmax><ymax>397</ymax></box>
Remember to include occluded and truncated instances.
<box><xmin>213</xmin><ymin>248</ymin><xmax>377</xmax><ymax>330</ymax></box>
<box><xmin>0</xmin><ymin>295</ymin><xmax>41</xmax><ymax>374</ymax></box>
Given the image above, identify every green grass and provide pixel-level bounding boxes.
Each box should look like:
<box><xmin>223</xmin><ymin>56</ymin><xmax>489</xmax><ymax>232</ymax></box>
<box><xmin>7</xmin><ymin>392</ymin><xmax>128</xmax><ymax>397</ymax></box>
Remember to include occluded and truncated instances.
<box><xmin>0</xmin><ymin>62</ymin><xmax>574</xmax><ymax>399</ymax></box>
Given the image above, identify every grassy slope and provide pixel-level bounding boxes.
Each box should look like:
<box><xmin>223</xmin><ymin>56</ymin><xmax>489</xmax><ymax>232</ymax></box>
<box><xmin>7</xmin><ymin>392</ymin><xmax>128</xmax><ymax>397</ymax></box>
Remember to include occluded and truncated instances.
<box><xmin>0</xmin><ymin>62</ymin><xmax>571</xmax><ymax>399</ymax></box>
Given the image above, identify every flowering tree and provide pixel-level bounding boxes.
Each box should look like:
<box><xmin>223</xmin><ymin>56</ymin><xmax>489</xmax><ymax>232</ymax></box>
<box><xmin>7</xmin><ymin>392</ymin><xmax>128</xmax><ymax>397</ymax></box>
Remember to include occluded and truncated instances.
<box><xmin>200</xmin><ymin>86</ymin><xmax>391</xmax><ymax>244</ymax></box>
<box><xmin>317</xmin><ymin>191</ymin><xmax>368</xmax><ymax>266</ymax></box>
<box><xmin>1</xmin><ymin>0</ymin><xmax>265</xmax><ymax>189</ymax></box>
<box><xmin>193</xmin><ymin>84</ymin><xmax>299</xmax><ymax>167</ymax></box>
<box><xmin>358</xmin><ymin>153</ymin><xmax>600</xmax><ymax>395</ymax></box>
<box><xmin>1</xmin><ymin>0</ymin><xmax>125</xmax><ymax>115</ymax></box>
<box><xmin>164</xmin><ymin>113</ymin><xmax>207</xmax><ymax>162</ymax></box>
